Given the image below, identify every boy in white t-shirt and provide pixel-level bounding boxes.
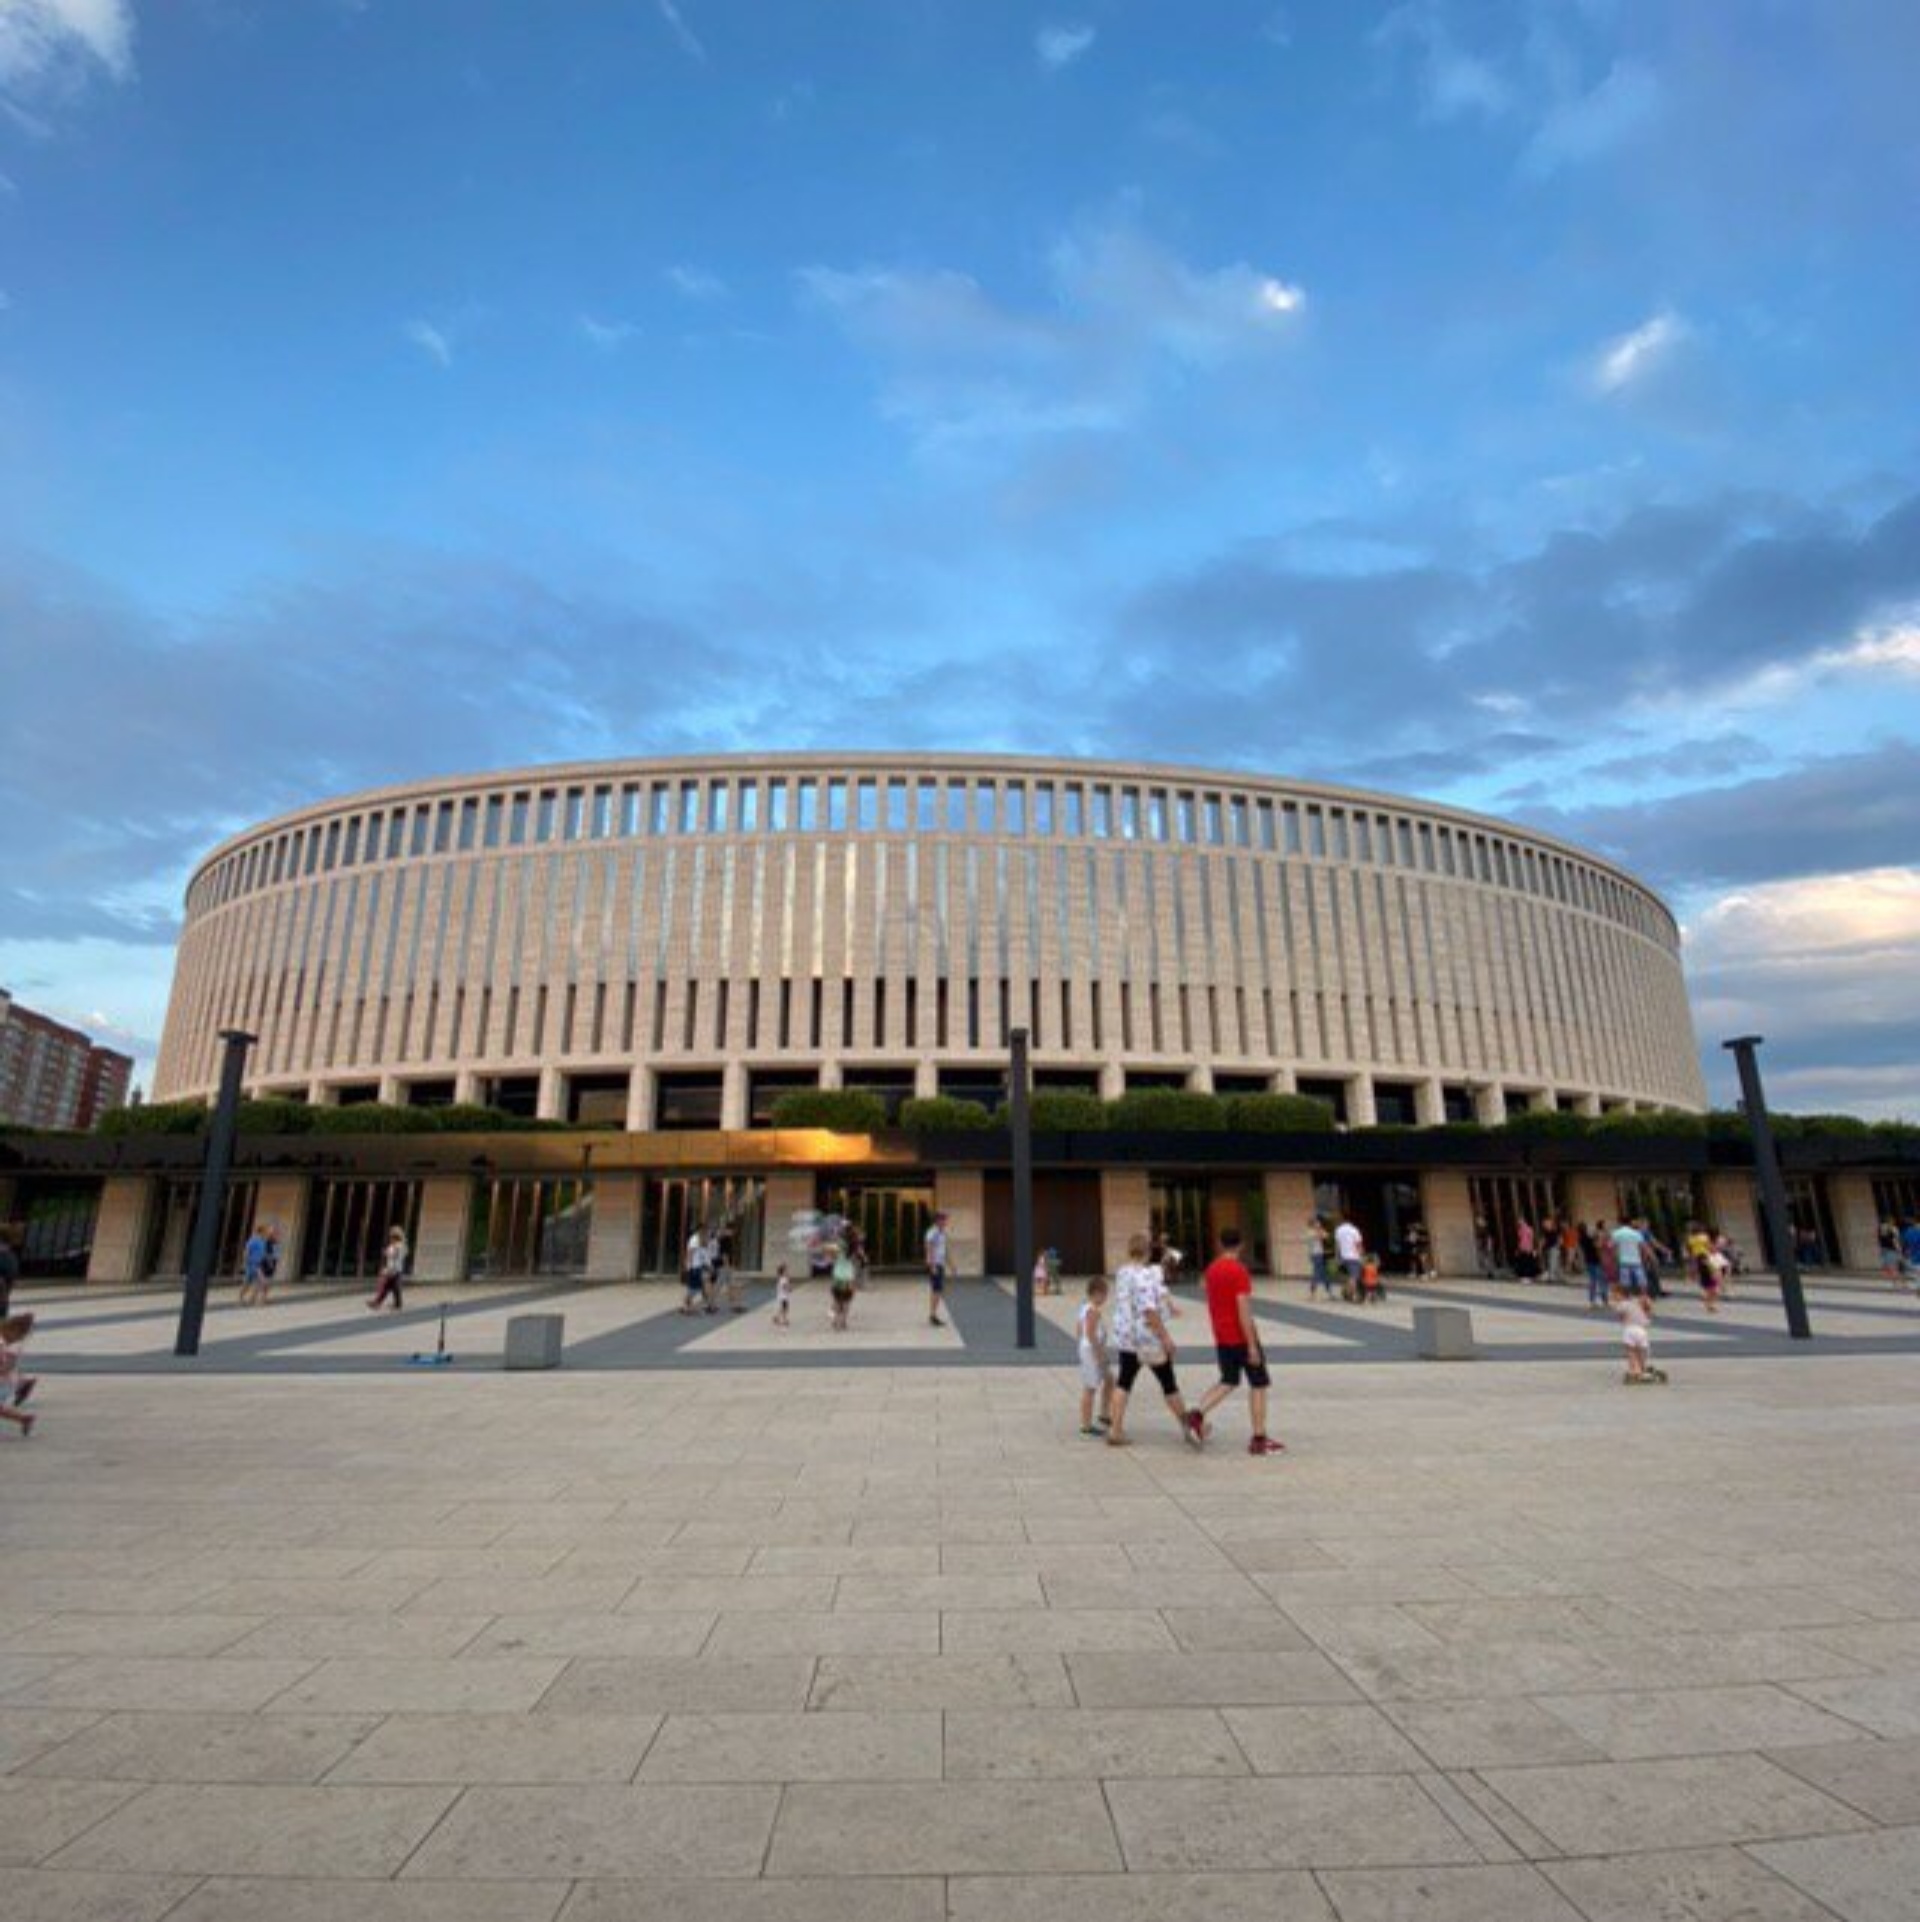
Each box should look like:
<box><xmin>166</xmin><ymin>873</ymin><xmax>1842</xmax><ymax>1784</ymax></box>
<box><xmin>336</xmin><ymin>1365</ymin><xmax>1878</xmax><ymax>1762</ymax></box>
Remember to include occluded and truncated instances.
<box><xmin>1076</xmin><ymin>1276</ymin><xmax>1112</xmax><ymax>1436</ymax></box>
<box><xmin>771</xmin><ymin>1263</ymin><xmax>793</xmax><ymax>1328</ymax></box>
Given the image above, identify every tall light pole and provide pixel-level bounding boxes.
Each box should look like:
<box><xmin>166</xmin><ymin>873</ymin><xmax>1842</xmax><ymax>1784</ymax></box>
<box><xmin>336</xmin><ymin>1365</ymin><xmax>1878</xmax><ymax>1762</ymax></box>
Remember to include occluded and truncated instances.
<box><xmin>1724</xmin><ymin>1035</ymin><xmax>1812</xmax><ymax>1341</ymax></box>
<box><xmin>175</xmin><ymin>1029</ymin><xmax>255</xmax><ymax>1357</ymax></box>
<box><xmin>1010</xmin><ymin>1027</ymin><xmax>1035</xmax><ymax>1350</ymax></box>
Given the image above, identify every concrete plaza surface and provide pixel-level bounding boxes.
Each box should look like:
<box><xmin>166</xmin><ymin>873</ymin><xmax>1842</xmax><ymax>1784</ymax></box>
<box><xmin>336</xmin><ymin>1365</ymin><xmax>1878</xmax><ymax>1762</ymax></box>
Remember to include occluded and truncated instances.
<box><xmin>3</xmin><ymin>1275</ymin><xmax>1920</xmax><ymax>1921</ymax></box>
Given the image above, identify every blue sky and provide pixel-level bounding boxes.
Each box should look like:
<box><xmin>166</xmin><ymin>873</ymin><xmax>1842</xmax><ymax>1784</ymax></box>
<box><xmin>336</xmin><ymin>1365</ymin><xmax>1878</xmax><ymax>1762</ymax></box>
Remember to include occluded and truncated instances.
<box><xmin>2</xmin><ymin>0</ymin><xmax>1917</xmax><ymax>1112</ymax></box>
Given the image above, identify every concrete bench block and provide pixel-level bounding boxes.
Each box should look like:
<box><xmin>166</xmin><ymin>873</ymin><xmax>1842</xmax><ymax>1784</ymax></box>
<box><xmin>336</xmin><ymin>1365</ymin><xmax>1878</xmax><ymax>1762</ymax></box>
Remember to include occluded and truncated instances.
<box><xmin>1412</xmin><ymin>1303</ymin><xmax>1475</xmax><ymax>1360</ymax></box>
<box><xmin>505</xmin><ymin>1313</ymin><xmax>564</xmax><ymax>1370</ymax></box>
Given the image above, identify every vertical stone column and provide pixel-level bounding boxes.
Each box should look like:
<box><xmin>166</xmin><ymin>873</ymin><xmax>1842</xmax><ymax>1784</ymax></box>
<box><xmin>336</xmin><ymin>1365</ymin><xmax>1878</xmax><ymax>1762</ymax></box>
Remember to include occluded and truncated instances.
<box><xmin>1099</xmin><ymin>1061</ymin><xmax>1126</xmax><ymax>1100</ymax></box>
<box><xmin>1827</xmin><ymin>1174</ymin><xmax>1884</xmax><ymax>1273</ymax></box>
<box><xmin>819</xmin><ymin>1060</ymin><xmax>844</xmax><ymax>1090</ymax></box>
<box><xmin>250</xmin><ymin>1176</ymin><xmax>310</xmax><ymax>1280</ymax></box>
<box><xmin>1474</xmin><ymin>1084</ymin><xmax>1508</xmax><ymax>1125</ymax></box>
<box><xmin>1702</xmin><ymin>1172</ymin><xmax>1765</xmax><ymax>1266</ymax></box>
<box><xmin>454</xmin><ymin>1070</ymin><xmax>484</xmax><ymax>1106</ymax></box>
<box><xmin>1566</xmin><ymin>1173</ymin><xmax>1618</xmax><ymax>1230</ymax></box>
<box><xmin>413</xmin><ymin>1176</ymin><xmax>474</xmax><ymax>1283</ymax></box>
<box><xmin>1421</xmin><ymin>1172</ymin><xmax>1476</xmax><ymax>1278</ymax></box>
<box><xmin>86</xmin><ymin>1176</ymin><xmax>159</xmax><ymax>1284</ymax></box>
<box><xmin>1345</xmin><ymin>1076</ymin><xmax>1378</xmax><ymax>1129</ymax></box>
<box><xmin>626</xmin><ymin>1068</ymin><xmax>656</xmax><ymax>1133</ymax></box>
<box><xmin>720</xmin><ymin>1062</ymin><xmax>749</xmax><ymax>1132</ymax></box>
<box><xmin>1415</xmin><ymin>1080</ymin><xmax>1446</xmax><ymax>1127</ymax></box>
<box><xmin>586</xmin><ymin>1174</ymin><xmax>642</xmax><ymax>1281</ymax></box>
<box><xmin>762</xmin><ymin>1171</ymin><xmax>818</xmax><ymax>1275</ymax></box>
<box><xmin>1099</xmin><ymin>1169</ymin><xmax>1151</xmax><ymax>1276</ymax></box>
<box><xmin>537</xmin><ymin>1066</ymin><xmax>566</xmax><ymax>1123</ymax></box>
<box><xmin>1189</xmin><ymin>1064</ymin><xmax>1215</xmax><ymax>1092</ymax></box>
<box><xmin>933</xmin><ymin>1168</ymin><xmax>985</xmax><ymax>1276</ymax></box>
<box><xmin>1263</xmin><ymin>1170</ymin><xmax>1317</xmax><ymax>1281</ymax></box>
<box><xmin>914</xmin><ymin>1060</ymin><xmax>939</xmax><ymax>1099</ymax></box>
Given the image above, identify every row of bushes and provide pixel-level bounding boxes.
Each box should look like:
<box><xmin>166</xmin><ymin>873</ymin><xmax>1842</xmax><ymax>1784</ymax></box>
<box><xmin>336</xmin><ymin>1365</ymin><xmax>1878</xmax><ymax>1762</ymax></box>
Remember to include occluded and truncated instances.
<box><xmin>97</xmin><ymin>1099</ymin><xmax>574</xmax><ymax>1138</ymax></box>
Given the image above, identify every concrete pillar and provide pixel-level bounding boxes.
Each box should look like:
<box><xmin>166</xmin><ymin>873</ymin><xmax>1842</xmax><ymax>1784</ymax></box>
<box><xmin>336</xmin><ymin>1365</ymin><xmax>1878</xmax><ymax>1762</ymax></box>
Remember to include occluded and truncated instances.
<box><xmin>933</xmin><ymin>1168</ymin><xmax>985</xmax><ymax>1276</ymax></box>
<box><xmin>1577</xmin><ymin>1091</ymin><xmax>1603</xmax><ymax>1117</ymax></box>
<box><xmin>86</xmin><ymin>1176</ymin><xmax>158</xmax><ymax>1284</ymax></box>
<box><xmin>1567</xmin><ymin>1173</ymin><xmax>1618</xmax><ymax>1231</ymax></box>
<box><xmin>720</xmin><ymin>1061</ymin><xmax>749</xmax><ymax>1132</ymax></box>
<box><xmin>1703</xmin><ymin>1172</ymin><xmax>1765</xmax><ymax>1267</ymax></box>
<box><xmin>308</xmin><ymin>1081</ymin><xmax>337</xmax><ymax>1106</ymax></box>
<box><xmin>586</xmin><ymin>1174</ymin><xmax>642</xmax><ymax>1281</ymax></box>
<box><xmin>1415</xmin><ymin>1080</ymin><xmax>1446</xmax><ymax>1127</ymax></box>
<box><xmin>454</xmin><ymin>1070</ymin><xmax>484</xmax><ymax>1105</ymax></box>
<box><xmin>1828</xmin><ymin>1174</ymin><xmax>1884</xmax><ymax>1273</ymax></box>
<box><xmin>251</xmin><ymin>1176</ymin><xmax>309</xmax><ymax>1281</ymax></box>
<box><xmin>377</xmin><ymin>1075</ymin><xmax>404</xmax><ymax>1105</ymax></box>
<box><xmin>626</xmin><ymin>1068</ymin><xmax>656</xmax><ymax>1133</ymax></box>
<box><xmin>1189</xmin><ymin>1064</ymin><xmax>1215</xmax><ymax>1093</ymax></box>
<box><xmin>1421</xmin><ymin>1171</ymin><xmax>1476</xmax><ymax>1277</ymax></box>
<box><xmin>1263</xmin><ymin>1170</ymin><xmax>1317</xmax><ymax>1281</ymax></box>
<box><xmin>1099</xmin><ymin>1061</ymin><xmax>1126</xmax><ymax>1100</ymax></box>
<box><xmin>1271</xmin><ymin>1066</ymin><xmax>1298</xmax><ymax>1094</ymax></box>
<box><xmin>413</xmin><ymin>1176</ymin><xmax>474</xmax><ymax>1283</ymax></box>
<box><xmin>1346</xmin><ymin>1076</ymin><xmax>1378</xmax><ymax>1129</ymax></box>
<box><xmin>819</xmin><ymin>1060</ymin><xmax>844</xmax><ymax>1090</ymax></box>
<box><xmin>536</xmin><ymin>1066</ymin><xmax>565</xmax><ymax>1123</ymax></box>
<box><xmin>1099</xmin><ymin>1169</ymin><xmax>1151</xmax><ymax>1276</ymax></box>
<box><xmin>1474</xmin><ymin>1084</ymin><xmax>1508</xmax><ymax>1125</ymax></box>
<box><xmin>914</xmin><ymin>1059</ymin><xmax>939</xmax><ymax>1099</ymax></box>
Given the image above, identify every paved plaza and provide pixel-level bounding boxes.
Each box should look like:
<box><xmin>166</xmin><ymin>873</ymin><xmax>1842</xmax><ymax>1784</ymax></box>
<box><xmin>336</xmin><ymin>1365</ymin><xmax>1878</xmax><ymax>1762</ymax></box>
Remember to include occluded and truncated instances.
<box><xmin>3</xmin><ymin>1272</ymin><xmax>1920</xmax><ymax>1920</ymax></box>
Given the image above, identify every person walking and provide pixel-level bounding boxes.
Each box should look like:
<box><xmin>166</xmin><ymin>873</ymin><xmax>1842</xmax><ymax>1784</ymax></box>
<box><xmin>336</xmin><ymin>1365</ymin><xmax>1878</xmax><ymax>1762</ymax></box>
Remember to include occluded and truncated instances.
<box><xmin>1190</xmin><ymin>1228</ymin><xmax>1284</xmax><ymax>1456</ymax></box>
<box><xmin>0</xmin><ymin>1228</ymin><xmax>20</xmax><ymax>1318</ymax></box>
<box><xmin>1900</xmin><ymin>1218</ymin><xmax>1920</xmax><ymax>1289</ymax></box>
<box><xmin>238</xmin><ymin>1223</ymin><xmax>271</xmax><ymax>1307</ymax></box>
<box><xmin>1076</xmin><ymin>1276</ymin><xmax>1112</xmax><ymax>1436</ymax></box>
<box><xmin>1611</xmin><ymin>1217</ymin><xmax>1650</xmax><ymax>1297</ymax></box>
<box><xmin>681</xmin><ymin>1227</ymin><xmax>712</xmax><ymax>1316</ymax></box>
<box><xmin>772</xmin><ymin>1262</ymin><xmax>793</xmax><ymax>1327</ymax></box>
<box><xmin>367</xmin><ymin>1226</ymin><xmax>408</xmax><ymax>1312</ymax></box>
<box><xmin>1306</xmin><ymin>1215</ymin><xmax>1334</xmax><ymax>1298</ymax></box>
<box><xmin>1105</xmin><ymin>1233</ymin><xmax>1201</xmax><ymax>1450</ymax></box>
<box><xmin>0</xmin><ymin>1311</ymin><xmax>37</xmax><ymax>1439</ymax></box>
<box><xmin>1333</xmin><ymin>1212</ymin><xmax>1366</xmax><ymax>1301</ymax></box>
<box><xmin>1579</xmin><ymin>1221</ymin><xmax>1607</xmax><ymax>1308</ymax></box>
<box><xmin>924</xmin><ymin>1211</ymin><xmax>950</xmax><ymax>1328</ymax></box>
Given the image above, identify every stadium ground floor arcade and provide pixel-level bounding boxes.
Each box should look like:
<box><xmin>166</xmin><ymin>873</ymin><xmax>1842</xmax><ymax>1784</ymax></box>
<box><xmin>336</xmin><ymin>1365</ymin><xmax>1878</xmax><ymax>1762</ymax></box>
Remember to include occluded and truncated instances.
<box><xmin>6</xmin><ymin>1129</ymin><xmax>1916</xmax><ymax>1290</ymax></box>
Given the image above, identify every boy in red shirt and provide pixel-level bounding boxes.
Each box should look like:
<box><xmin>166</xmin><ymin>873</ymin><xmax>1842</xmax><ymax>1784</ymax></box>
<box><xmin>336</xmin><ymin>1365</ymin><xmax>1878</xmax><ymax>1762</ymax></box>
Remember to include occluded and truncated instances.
<box><xmin>1188</xmin><ymin>1228</ymin><xmax>1284</xmax><ymax>1456</ymax></box>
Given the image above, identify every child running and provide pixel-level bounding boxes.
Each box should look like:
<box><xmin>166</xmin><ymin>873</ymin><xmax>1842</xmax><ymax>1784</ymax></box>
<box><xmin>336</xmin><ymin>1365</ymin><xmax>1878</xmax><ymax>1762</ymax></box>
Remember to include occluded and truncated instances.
<box><xmin>0</xmin><ymin>1312</ymin><xmax>38</xmax><ymax>1438</ymax></box>
<box><xmin>1076</xmin><ymin>1276</ymin><xmax>1112</xmax><ymax>1436</ymax></box>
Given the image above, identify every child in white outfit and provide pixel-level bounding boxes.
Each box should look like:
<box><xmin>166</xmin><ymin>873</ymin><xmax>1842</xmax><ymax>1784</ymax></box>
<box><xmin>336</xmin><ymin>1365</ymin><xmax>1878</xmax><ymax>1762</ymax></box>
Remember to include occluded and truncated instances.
<box><xmin>1077</xmin><ymin>1277</ymin><xmax>1112</xmax><ymax>1436</ymax></box>
<box><xmin>1613</xmin><ymin>1284</ymin><xmax>1664</xmax><ymax>1383</ymax></box>
<box><xmin>772</xmin><ymin>1263</ymin><xmax>793</xmax><ymax>1328</ymax></box>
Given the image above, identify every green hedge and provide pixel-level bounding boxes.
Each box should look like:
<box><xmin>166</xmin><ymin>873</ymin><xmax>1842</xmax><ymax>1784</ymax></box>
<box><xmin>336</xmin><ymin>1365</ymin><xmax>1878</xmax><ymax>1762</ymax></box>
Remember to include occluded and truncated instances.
<box><xmin>898</xmin><ymin>1096</ymin><xmax>994</xmax><ymax>1132</ymax></box>
<box><xmin>1224</xmin><ymin>1092</ymin><xmax>1337</xmax><ymax>1133</ymax></box>
<box><xmin>97</xmin><ymin>1098</ymin><xmax>554</xmax><ymax>1138</ymax></box>
<box><xmin>1003</xmin><ymin>1090</ymin><xmax>1110</xmax><ymax>1133</ymax></box>
<box><xmin>1105</xmin><ymin>1088</ymin><xmax>1231</xmax><ymax>1132</ymax></box>
<box><xmin>767</xmin><ymin>1088</ymin><xmax>890</xmax><ymax>1133</ymax></box>
<box><xmin>97</xmin><ymin>1100</ymin><xmax>209</xmax><ymax>1136</ymax></box>
<box><xmin>309</xmin><ymin>1102</ymin><xmax>441</xmax><ymax>1135</ymax></box>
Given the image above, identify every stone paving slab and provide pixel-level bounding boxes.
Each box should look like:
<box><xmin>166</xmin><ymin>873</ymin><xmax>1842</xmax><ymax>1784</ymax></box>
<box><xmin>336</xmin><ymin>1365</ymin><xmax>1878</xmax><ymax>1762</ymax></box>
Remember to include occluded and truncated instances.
<box><xmin>6</xmin><ymin>1278</ymin><xmax>1920</xmax><ymax>1918</ymax></box>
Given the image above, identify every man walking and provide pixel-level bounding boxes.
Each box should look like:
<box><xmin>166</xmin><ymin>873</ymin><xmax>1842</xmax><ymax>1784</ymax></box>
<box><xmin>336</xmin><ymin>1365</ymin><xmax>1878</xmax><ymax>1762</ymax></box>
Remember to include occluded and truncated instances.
<box><xmin>1190</xmin><ymin>1228</ymin><xmax>1285</xmax><ymax>1456</ymax></box>
<box><xmin>925</xmin><ymin>1210</ymin><xmax>950</xmax><ymax>1327</ymax></box>
<box><xmin>1612</xmin><ymin>1216</ymin><xmax>1651</xmax><ymax>1296</ymax></box>
<box><xmin>1334</xmin><ymin>1211</ymin><xmax>1366</xmax><ymax>1300</ymax></box>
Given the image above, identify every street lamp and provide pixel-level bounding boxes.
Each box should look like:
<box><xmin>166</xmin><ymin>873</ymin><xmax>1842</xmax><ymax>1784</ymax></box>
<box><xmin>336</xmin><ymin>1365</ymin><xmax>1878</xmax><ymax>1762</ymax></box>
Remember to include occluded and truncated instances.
<box><xmin>174</xmin><ymin>1029</ymin><xmax>256</xmax><ymax>1357</ymax></box>
<box><xmin>1010</xmin><ymin>1028</ymin><xmax>1035</xmax><ymax>1350</ymax></box>
<box><xmin>1723</xmin><ymin>1036</ymin><xmax>1812</xmax><ymax>1341</ymax></box>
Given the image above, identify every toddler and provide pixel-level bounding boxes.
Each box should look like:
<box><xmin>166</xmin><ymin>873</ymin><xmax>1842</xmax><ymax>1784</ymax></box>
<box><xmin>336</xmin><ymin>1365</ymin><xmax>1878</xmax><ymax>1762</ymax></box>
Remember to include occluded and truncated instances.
<box><xmin>1612</xmin><ymin>1282</ymin><xmax>1666</xmax><ymax>1384</ymax></box>
<box><xmin>0</xmin><ymin>1312</ymin><xmax>38</xmax><ymax>1439</ymax></box>
<box><xmin>1076</xmin><ymin>1277</ymin><xmax>1112</xmax><ymax>1436</ymax></box>
<box><xmin>772</xmin><ymin>1263</ymin><xmax>793</xmax><ymax>1327</ymax></box>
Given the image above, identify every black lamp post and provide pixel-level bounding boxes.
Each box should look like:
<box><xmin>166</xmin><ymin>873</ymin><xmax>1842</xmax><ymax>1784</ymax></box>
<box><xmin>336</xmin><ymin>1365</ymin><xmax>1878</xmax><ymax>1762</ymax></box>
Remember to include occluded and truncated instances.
<box><xmin>1723</xmin><ymin>1035</ymin><xmax>1812</xmax><ymax>1341</ymax></box>
<box><xmin>1010</xmin><ymin>1027</ymin><xmax>1035</xmax><ymax>1350</ymax></box>
<box><xmin>175</xmin><ymin>1029</ymin><xmax>255</xmax><ymax>1357</ymax></box>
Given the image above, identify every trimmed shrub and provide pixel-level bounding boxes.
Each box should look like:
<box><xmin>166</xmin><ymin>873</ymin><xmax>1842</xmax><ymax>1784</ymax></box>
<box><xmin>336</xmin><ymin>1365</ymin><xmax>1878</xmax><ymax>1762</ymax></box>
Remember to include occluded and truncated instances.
<box><xmin>899</xmin><ymin>1095</ymin><xmax>994</xmax><ymax>1133</ymax></box>
<box><xmin>236</xmin><ymin>1098</ymin><xmax>316</xmax><ymax>1135</ymax></box>
<box><xmin>1872</xmin><ymin>1119</ymin><xmax>1920</xmax><ymax>1146</ymax></box>
<box><xmin>768</xmin><ymin>1088</ymin><xmax>889</xmax><ymax>1133</ymax></box>
<box><xmin>1497</xmin><ymin>1108</ymin><xmax>1595</xmax><ymax>1138</ymax></box>
<box><xmin>1106</xmin><ymin>1088</ymin><xmax>1230</xmax><ymax>1132</ymax></box>
<box><xmin>1224</xmin><ymin>1092</ymin><xmax>1336</xmax><ymax>1133</ymax></box>
<box><xmin>431</xmin><ymin>1103</ymin><xmax>526</xmax><ymax>1133</ymax></box>
<box><xmin>1011</xmin><ymin>1090</ymin><xmax>1110</xmax><ymax>1133</ymax></box>
<box><xmin>309</xmin><ymin>1102</ymin><xmax>439</xmax><ymax>1135</ymax></box>
<box><xmin>1590</xmin><ymin>1108</ymin><xmax>1708</xmax><ymax>1139</ymax></box>
<box><xmin>97</xmin><ymin>1099</ymin><xmax>207</xmax><ymax>1137</ymax></box>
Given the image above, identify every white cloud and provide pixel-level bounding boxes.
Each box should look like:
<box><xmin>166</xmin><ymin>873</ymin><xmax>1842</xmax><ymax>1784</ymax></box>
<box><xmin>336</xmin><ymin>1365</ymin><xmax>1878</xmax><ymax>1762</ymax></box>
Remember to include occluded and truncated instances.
<box><xmin>654</xmin><ymin>0</ymin><xmax>706</xmax><ymax>63</ymax></box>
<box><xmin>1036</xmin><ymin>22</ymin><xmax>1096</xmax><ymax>72</ymax></box>
<box><xmin>663</xmin><ymin>264</ymin><xmax>728</xmax><ymax>302</ymax></box>
<box><xmin>577</xmin><ymin>313</ymin><xmax>638</xmax><ymax>351</ymax></box>
<box><xmin>0</xmin><ymin>0</ymin><xmax>134</xmax><ymax>92</ymax></box>
<box><xmin>403</xmin><ymin>319</ymin><xmax>452</xmax><ymax>368</ymax></box>
<box><xmin>1590</xmin><ymin>309</ymin><xmax>1687</xmax><ymax>395</ymax></box>
<box><xmin>799</xmin><ymin>219</ymin><xmax>1306</xmax><ymax>447</ymax></box>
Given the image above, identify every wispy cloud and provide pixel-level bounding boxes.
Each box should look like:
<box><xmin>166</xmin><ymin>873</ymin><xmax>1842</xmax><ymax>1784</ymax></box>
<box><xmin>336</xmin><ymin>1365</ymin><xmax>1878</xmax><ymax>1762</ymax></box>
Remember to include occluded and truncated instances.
<box><xmin>1589</xmin><ymin>309</ymin><xmax>1687</xmax><ymax>395</ymax></box>
<box><xmin>800</xmin><ymin>217</ymin><xmax>1306</xmax><ymax>448</ymax></box>
<box><xmin>0</xmin><ymin>0</ymin><xmax>135</xmax><ymax>93</ymax></box>
<box><xmin>1525</xmin><ymin>59</ymin><xmax>1660</xmax><ymax>175</ymax></box>
<box><xmin>664</xmin><ymin>264</ymin><xmax>728</xmax><ymax>302</ymax></box>
<box><xmin>403</xmin><ymin>318</ymin><xmax>453</xmax><ymax>368</ymax></box>
<box><xmin>1373</xmin><ymin>2</ymin><xmax>1508</xmax><ymax>121</ymax></box>
<box><xmin>655</xmin><ymin>0</ymin><xmax>706</xmax><ymax>64</ymax></box>
<box><xmin>577</xmin><ymin>313</ymin><xmax>638</xmax><ymax>351</ymax></box>
<box><xmin>1036</xmin><ymin>23</ymin><xmax>1096</xmax><ymax>72</ymax></box>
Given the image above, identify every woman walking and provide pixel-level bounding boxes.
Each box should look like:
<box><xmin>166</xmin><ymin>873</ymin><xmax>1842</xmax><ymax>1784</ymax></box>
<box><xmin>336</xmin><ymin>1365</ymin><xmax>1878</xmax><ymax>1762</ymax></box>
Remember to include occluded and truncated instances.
<box><xmin>368</xmin><ymin>1226</ymin><xmax>409</xmax><ymax>1312</ymax></box>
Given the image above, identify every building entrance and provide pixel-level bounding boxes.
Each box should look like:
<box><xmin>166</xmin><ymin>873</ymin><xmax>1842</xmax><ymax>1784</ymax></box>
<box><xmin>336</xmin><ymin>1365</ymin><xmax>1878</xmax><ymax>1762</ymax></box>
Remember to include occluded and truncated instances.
<box><xmin>1313</xmin><ymin>1174</ymin><xmax>1424</xmax><ymax>1274</ymax></box>
<box><xmin>818</xmin><ymin>1176</ymin><xmax>934</xmax><ymax>1273</ymax></box>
